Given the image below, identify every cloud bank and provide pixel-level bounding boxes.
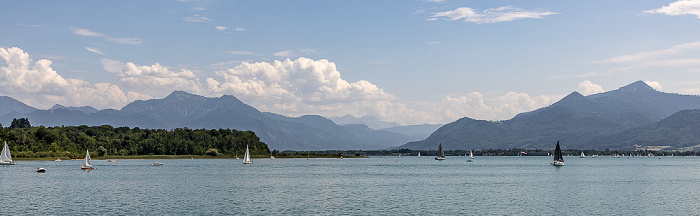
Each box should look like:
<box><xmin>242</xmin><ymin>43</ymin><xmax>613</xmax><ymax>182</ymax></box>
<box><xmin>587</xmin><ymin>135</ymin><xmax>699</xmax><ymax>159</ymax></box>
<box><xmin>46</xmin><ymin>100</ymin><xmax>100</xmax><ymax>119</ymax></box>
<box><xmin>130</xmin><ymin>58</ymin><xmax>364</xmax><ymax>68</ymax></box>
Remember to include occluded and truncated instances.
<box><xmin>1</xmin><ymin>47</ymin><xmax>562</xmax><ymax>125</ymax></box>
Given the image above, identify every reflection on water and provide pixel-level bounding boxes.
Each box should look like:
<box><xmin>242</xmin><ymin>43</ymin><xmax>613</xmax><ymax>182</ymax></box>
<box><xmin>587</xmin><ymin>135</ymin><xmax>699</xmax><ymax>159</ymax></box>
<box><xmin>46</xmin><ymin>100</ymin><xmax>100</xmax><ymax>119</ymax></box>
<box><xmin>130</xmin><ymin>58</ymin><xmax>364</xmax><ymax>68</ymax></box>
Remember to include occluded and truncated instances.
<box><xmin>1</xmin><ymin>156</ymin><xmax>700</xmax><ymax>215</ymax></box>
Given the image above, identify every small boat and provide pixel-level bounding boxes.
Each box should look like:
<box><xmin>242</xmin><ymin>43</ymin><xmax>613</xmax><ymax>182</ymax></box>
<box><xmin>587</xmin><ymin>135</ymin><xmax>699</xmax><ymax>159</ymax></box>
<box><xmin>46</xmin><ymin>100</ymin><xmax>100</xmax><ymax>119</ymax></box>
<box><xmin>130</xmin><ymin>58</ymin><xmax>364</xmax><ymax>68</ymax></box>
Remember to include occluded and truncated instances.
<box><xmin>551</xmin><ymin>141</ymin><xmax>564</xmax><ymax>166</ymax></box>
<box><xmin>417</xmin><ymin>152</ymin><xmax>421</xmax><ymax>158</ymax></box>
<box><xmin>55</xmin><ymin>158</ymin><xmax>62</xmax><ymax>162</ymax></box>
<box><xmin>151</xmin><ymin>162</ymin><xmax>164</xmax><ymax>166</ymax></box>
<box><xmin>592</xmin><ymin>155</ymin><xmax>598</xmax><ymax>158</ymax></box>
<box><xmin>235</xmin><ymin>154</ymin><xmax>240</xmax><ymax>160</ymax></box>
<box><xmin>0</xmin><ymin>141</ymin><xmax>16</xmax><ymax>165</ymax></box>
<box><xmin>435</xmin><ymin>143</ymin><xmax>446</xmax><ymax>160</ymax></box>
<box><xmin>81</xmin><ymin>150</ymin><xmax>94</xmax><ymax>170</ymax></box>
<box><xmin>107</xmin><ymin>159</ymin><xmax>116</xmax><ymax>162</ymax></box>
<box><xmin>243</xmin><ymin>145</ymin><xmax>253</xmax><ymax>164</ymax></box>
<box><xmin>580</xmin><ymin>151</ymin><xmax>586</xmax><ymax>158</ymax></box>
<box><xmin>270</xmin><ymin>155</ymin><xmax>276</xmax><ymax>159</ymax></box>
<box><xmin>36</xmin><ymin>167</ymin><xmax>47</xmax><ymax>172</ymax></box>
<box><xmin>469</xmin><ymin>150</ymin><xmax>475</xmax><ymax>159</ymax></box>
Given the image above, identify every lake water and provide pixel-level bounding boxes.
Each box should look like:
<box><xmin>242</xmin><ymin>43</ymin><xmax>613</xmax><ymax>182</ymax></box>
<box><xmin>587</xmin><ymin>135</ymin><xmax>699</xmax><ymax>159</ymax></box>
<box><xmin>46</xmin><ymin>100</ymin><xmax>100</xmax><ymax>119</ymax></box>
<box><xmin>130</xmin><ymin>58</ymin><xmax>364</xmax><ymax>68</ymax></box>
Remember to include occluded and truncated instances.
<box><xmin>1</xmin><ymin>156</ymin><xmax>699</xmax><ymax>215</ymax></box>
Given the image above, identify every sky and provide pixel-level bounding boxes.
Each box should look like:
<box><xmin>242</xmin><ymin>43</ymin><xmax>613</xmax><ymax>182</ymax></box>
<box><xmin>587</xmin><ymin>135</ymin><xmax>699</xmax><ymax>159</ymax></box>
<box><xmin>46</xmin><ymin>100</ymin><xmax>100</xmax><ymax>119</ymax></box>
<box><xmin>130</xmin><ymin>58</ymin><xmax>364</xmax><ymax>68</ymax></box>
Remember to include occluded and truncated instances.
<box><xmin>2</xmin><ymin>0</ymin><xmax>700</xmax><ymax>125</ymax></box>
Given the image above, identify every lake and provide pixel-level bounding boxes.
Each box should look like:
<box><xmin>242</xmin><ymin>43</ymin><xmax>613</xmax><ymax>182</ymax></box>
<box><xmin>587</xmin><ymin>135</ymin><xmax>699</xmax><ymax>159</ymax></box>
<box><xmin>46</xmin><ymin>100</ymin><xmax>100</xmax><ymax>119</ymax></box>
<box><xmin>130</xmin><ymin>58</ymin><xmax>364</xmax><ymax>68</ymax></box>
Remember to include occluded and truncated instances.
<box><xmin>1</xmin><ymin>156</ymin><xmax>699</xmax><ymax>215</ymax></box>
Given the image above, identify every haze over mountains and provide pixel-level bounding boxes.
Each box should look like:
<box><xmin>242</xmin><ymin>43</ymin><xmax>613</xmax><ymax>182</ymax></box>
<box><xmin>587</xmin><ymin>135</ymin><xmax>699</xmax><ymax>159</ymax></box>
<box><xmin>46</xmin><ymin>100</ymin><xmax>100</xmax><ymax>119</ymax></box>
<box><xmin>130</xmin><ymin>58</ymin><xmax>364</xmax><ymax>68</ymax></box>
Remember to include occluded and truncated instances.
<box><xmin>400</xmin><ymin>81</ymin><xmax>700</xmax><ymax>151</ymax></box>
<box><xmin>0</xmin><ymin>91</ymin><xmax>433</xmax><ymax>151</ymax></box>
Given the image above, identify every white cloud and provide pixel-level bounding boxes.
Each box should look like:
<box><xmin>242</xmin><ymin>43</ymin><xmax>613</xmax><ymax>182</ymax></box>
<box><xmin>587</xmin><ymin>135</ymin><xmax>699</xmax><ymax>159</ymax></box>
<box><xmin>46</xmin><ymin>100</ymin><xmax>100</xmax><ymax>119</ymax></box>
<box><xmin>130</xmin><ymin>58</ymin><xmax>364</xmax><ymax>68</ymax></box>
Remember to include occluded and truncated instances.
<box><xmin>182</xmin><ymin>14</ymin><xmax>212</xmax><ymax>22</ymax></box>
<box><xmin>428</xmin><ymin>41</ymin><xmax>441</xmax><ymax>45</ymax></box>
<box><xmin>599</xmin><ymin>41</ymin><xmax>700</xmax><ymax>72</ymax></box>
<box><xmin>71</xmin><ymin>27</ymin><xmax>143</xmax><ymax>45</ymax></box>
<box><xmin>645</xmin><ymin>0</ymin><xmax>700</xmax><ymax>19</ymax></box>
<box><xmin>106</xmin><ymin>37</ymin><xmax>143</xmax><ymax>45</ymax></box>
<box><xmin>430</xmin><ymin>6</ymin><xmax>558</xmax><ymax>24</ymax></box>
<box><xmin>234</xmin><ymin>27</ymin><xmax>245</xmax><ymax>32</ymax></box>
<box><xmin>85</xmin><ymin>47</ymin><xmax>105</xmax><ymax>55</ymax></box>
<box><xmin>227</xmin><ymin>51</ymin><xmax>258</xmax><ymax>55</ymax></box>
<box><xmin>273</xmin><ymin>50</ymin><xmax>297</xmax><ymax>57</ymax></box>
<box><xmin>273</xmin><ymin>49</ymin><xmax>316</xmax><ymax>57</ymax></box>
<box><xmin>577</xmin><ymin>80</ymin><xmax>604</xmax><ymax>95</ymax></box>
<box><xmin>0</xmin><ymin>47</ymin><xmax>141</xmax><ymax>109</ymax></box>
<box><xmin>70</xmin><ymin>27</ymin><xmax>106</xmax><ymax>37</ymax></box>
<box><xmin>101</xmin><ymin>59</ymin><xmax>204</xmax><ymax>96</ymax></box>
<box><xmin>427</xmin><ymin>0</ymin><xmax>445</xmax><ymax>3</ymax></box>
<box><xmin>437</xmin><ymin>91</ymin><xmax>556</xmax><ymax>121</ymax></box>
<box><xmin>208</xmin><ymin>57</ymin><xmax>400</xmax><ymax>117</ymax></box>
<box><xmin>644</xmin><ymin>80</ymin><xmax>663</xmax><ymax>91</ymax></box>
<box><xmin>215</xmin><ymin>26</ymin><xmax>228</xmax><ymax>31</ymax></box>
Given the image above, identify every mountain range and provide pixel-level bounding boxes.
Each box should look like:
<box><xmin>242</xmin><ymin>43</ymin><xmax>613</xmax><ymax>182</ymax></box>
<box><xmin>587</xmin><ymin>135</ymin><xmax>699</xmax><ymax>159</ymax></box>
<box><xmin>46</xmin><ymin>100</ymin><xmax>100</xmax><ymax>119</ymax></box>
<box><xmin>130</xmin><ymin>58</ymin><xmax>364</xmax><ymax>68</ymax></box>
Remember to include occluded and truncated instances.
<box><xmin>0</xmin><ymin>91</ymin><xmax>431</xmax><ymax>151</ymax></box>
<box><xmin>399</xmin><ymin>81</ymin><xmax>700</xmax><ymax>151</ymax></box>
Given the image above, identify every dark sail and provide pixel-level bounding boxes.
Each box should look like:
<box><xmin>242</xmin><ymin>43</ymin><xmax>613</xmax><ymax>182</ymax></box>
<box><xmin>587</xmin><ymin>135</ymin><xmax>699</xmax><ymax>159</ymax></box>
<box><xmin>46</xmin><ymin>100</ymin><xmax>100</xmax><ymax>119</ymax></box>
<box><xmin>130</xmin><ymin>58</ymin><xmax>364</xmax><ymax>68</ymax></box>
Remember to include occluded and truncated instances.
<box><xmin>553</xmin><ymin>141</ymin><xmax>564</xmax><ymax>162</ymax></box>
<box><xmin>437</xmin><ymin>143</ymin><xmax>445</xmax><ymax>158</ymax></box>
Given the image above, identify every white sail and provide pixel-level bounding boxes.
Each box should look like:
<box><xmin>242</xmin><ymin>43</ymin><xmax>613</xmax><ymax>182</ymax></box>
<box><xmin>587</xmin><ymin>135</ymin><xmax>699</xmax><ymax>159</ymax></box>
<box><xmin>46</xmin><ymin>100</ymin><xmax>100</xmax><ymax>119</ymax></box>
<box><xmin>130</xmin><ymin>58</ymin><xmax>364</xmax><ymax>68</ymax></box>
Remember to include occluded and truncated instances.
<box><xmin>580</xmin><ymin>151</ymin><xmax>586</xmax><ymax>158</ymax></box>
<box><xmin>417</xmin><ymin>152</ymin><xmax>421</xmax><ymax>158</ymax></box>
<box><xmin>0</xmin><ymin>141</ymin><xmax>15</xmax><ymax>165</ymax></box>
<box><xmin>243</xmin><ymin>145</ymin><xmax>253</xmax><ymax>164</ymax></box>
<box><xmin>82</xmin><ymin>150</ymin><xmax>92</xmax><ymax>168</ymax></box>
<box><xmin>469</xmin><ymin>150</ymin><xmax>474</xmax><ymax>159</ymax></box>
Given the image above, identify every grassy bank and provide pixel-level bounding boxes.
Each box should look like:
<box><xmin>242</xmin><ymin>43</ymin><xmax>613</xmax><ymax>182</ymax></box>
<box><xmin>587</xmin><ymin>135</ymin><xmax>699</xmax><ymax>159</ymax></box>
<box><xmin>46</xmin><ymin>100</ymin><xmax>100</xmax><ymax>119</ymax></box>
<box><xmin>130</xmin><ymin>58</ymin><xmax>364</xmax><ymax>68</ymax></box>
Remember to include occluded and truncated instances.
<box><xmin>15</xmin><ymin>154</ymin><xmax>365</xmax><ymax>161</ymax></box>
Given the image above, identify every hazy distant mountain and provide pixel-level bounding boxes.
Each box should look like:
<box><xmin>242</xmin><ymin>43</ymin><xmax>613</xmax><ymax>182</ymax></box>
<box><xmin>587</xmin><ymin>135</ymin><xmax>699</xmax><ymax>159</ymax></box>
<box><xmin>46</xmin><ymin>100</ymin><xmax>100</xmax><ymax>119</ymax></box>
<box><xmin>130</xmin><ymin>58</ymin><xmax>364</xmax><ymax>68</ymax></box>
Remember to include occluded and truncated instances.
<box><xmin>590</xmin><ymin>109</ymin><xmax>700</xmax><ymax>150</ymax></box>
<box><xmin>381</xmin><ymin>124</ymin><xmax>443</xmax><ymax>141</ymax></box>
<box><xmin>400</xmin><ymin>81</ymin><xmax>700</xmax><ymax>150</ymax></box>
<box><xmin>0</xmin><ymin>96</ymin><xmax>37</xmax><ymax>116</ymax></box>
<box><xmin>0</xmin><ymin>91</ymin><xmax>410</xmax><ymax>150</ymax></box>
<box><xmin>50</xmin><ymin>104</ymin><xmax>99</xmax><ymax>114</ymax></box>
<box><xmin>329</xmin><ymin>115</ymin><xmax>400</xmax><ymax>129</ymax></box>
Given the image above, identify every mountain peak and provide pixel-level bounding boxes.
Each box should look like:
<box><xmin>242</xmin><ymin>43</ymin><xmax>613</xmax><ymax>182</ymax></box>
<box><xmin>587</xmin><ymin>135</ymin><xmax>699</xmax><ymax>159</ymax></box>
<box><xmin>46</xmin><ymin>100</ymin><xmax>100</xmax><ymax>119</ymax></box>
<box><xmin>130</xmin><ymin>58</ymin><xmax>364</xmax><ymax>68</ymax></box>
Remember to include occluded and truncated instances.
<box><xmin>164</xmin><ymin>91</ymin><xmax>200</xmax><ymax>101</ymax></box>
<box><xmin>618</xmin><ymin>81</ymin><xmax>656</xmax><ymax>92</ymax></box>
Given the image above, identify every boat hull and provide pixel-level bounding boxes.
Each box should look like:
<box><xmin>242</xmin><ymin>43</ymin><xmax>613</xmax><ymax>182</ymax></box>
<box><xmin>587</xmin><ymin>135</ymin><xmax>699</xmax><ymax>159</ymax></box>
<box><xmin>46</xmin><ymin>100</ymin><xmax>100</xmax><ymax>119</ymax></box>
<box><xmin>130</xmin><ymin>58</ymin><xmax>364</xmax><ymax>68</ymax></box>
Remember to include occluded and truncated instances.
<box><xmin>0</xmin><ymin>162</ymin><xmax>16</xmax><ymax>165</ymax></box>
<box><xmin>551</xmin><ymin>161</ymin><xmax>564</xmax><ymax>166</ymax></box>
<box><xmin>243</xmin><ymin>162</ymin><xmax>253</xmax><ymax>164</ymax></box>
<box><xmin>435</xmin><ymin>157</ymin><xmax>445</xmax><ymax>160</ymax></box>
<box><xmin>81</xmin><ymin>166</ymin><xmax>95</xmax><ymax>170</ymax></box>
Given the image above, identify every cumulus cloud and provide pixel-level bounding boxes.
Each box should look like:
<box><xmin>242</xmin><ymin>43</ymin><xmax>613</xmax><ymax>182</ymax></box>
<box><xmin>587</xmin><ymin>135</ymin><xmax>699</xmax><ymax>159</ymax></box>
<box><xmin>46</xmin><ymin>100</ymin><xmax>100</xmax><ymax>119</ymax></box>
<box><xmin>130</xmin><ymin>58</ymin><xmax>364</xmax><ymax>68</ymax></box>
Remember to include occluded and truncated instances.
<box><xmin>71</xmin><ymin>27</ymin><xmax>143</xmax><ymax>45</ymax></box>
<box><xmin>101</xmin><ymin>59</ymin><xmax>203</xmax><ymax>96</ymax></box>
<box><xmin>0</xmin><ymin>47</ymin><xmax>141</xmax><ymax>109</ymax></box>
<box><xmin>215</xmin><ymin>26</ymin><xmax>228</xmax><ymax>31</ymax></box>
<box><xmin>85</xmin><ymin>47</ymin><xmax>105</xmax><ymax>55</ymax></box>
<box><xmin>644</xmin><ymin>80</ymin><xmax>663</xmax><ymax>91</ymax></box>
<box><xmin>234</xmin><ymin>27</ymin><xmax>245</xmax><ymax>32</ymax></box>
<box><xmin>577</xmin><ymin>80</ymin><xmax>604</xmax><ymax>95</ymax></box>
<box><xmin>207</xmin><ymin>58</ymin><xmax>401</xmax><ymax>118</ymax></box>
<box><xmin>437</xmin><ymin>91</ymin><xmax>555</xmax><ymax>121</ymax></box>
<box><xmin>430</xmin><ymin>6</ymin><xmax>558</xmax><ymax>24</ymax></box>
<box><xmin>644</xmin><ymin>0</ymin><xmax>700</xmax><ymax>19</ymax></box>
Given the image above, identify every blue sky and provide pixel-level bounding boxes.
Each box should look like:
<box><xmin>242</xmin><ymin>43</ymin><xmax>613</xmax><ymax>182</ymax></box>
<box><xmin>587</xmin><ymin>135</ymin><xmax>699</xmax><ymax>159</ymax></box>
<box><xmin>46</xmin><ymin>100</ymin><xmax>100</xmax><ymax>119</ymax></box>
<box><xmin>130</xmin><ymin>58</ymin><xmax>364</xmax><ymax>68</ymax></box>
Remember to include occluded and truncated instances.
<box><xmin>1</xmin><ymin>0</ymin><xmax>700</xmax><ymax>125</ymax></box>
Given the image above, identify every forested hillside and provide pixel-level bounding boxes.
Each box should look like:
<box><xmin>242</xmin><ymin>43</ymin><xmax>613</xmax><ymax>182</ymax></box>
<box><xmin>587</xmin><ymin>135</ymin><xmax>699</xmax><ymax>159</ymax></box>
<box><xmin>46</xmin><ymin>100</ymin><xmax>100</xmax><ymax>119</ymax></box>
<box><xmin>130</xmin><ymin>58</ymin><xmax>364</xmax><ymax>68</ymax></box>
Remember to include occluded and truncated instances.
<box><xmin>0</xmin><ymin>118</ymin><xmax>269</xmax><ymax>158</ymax></box>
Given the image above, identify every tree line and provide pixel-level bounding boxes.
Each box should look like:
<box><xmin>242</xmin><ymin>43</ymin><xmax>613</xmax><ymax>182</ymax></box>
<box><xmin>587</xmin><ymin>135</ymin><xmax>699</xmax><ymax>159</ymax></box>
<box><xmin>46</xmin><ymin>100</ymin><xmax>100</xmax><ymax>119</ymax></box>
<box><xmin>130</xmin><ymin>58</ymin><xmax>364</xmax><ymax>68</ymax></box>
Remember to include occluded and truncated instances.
<box><xmin>1</xmin><ymin>118</ymin><xmax>269</xmax><ymax>159</ymax></box>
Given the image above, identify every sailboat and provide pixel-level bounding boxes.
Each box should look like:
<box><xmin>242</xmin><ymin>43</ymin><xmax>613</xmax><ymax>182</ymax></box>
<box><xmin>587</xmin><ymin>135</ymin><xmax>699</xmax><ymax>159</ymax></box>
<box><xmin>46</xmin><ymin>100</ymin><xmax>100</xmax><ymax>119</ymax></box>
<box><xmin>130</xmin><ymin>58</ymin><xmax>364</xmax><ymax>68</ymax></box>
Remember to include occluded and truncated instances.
<box><xmin>81</xmin><ymin>150</ymin><xmax>94</xmax><ymax>170</ymax></box>
<box><xmin>242</xmin><ymin>145</ymin><xmax>253</xmax><ymax>164</ymax></box>
<box><xmin>417</xmin><ymin>152</ymin><xmax>421</xmax><ymax>158</ymax></box>
<box><xmin>0</xmin><ymin>141</ymin><xmax>15</xmax><ymax>165</ymax></box>
<box><xmin>435</xmin><ymin>143</ymin><xmax>446</xmax><ymax>160</ymax></box>
<box><xmin>551</xmin><ymin>141</ymin><xmax>564</xmax><ymax>166</ymax></box>
<box><xmin>467</xmin><ymin>150</ymin><xmax>474</xmax><ymax>162</ymax></box>
<box><xmin>580</xmin><ymin>151</ymin><xmax>586</xmax><ymax>158</ymax></box>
